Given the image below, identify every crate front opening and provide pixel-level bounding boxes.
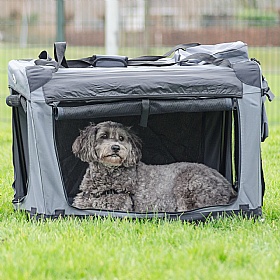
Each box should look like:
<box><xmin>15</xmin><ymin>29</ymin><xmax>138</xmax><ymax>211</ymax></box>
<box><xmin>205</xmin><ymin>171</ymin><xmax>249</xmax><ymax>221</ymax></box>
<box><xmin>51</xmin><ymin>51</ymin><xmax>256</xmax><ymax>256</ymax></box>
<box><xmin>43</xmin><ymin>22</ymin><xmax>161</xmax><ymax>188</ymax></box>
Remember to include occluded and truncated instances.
<box><xmin>54</xmin><ymin>110</ymin><xmax>238</xmax><ymax>212</ymax></box>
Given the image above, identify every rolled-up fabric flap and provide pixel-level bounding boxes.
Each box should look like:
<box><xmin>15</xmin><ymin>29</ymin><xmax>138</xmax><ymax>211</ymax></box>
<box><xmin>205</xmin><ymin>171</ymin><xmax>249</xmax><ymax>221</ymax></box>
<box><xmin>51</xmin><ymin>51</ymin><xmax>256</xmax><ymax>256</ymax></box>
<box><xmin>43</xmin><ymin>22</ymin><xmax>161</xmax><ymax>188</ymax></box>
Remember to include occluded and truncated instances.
<box><xmin>150</xmin><ymin>98</ymin><xmax>234</xmax><ymax>115</ymax></box>
<box><xmin>55</xmin><ymin>98</ymin><xmax>234</xmax><ymax>120</ymax></box>
<box><xmin>55</xmin><ymin>101</ymin><xmax>142</xmax><ymax>120</ymax></box>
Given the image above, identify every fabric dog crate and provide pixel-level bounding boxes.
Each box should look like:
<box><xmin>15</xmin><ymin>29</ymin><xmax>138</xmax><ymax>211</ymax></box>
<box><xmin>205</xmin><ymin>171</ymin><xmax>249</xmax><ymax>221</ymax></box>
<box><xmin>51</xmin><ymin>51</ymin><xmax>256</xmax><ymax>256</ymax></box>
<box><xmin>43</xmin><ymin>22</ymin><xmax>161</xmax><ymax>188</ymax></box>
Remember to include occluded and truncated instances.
<box><xmin>6</xmin><ymin>41</ymin><xmax>274</xmax><ymax>221</ymax></box>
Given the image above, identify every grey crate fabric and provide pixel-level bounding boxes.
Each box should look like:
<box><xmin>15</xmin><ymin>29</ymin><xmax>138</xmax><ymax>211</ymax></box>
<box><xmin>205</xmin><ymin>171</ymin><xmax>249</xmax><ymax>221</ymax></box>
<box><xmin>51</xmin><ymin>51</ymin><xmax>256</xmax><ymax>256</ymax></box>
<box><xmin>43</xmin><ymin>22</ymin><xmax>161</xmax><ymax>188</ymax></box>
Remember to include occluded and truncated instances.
<box><xmin>7</xmin><ymin>41</ymin><xmax>269</xmax><ymax>221</ymax></box>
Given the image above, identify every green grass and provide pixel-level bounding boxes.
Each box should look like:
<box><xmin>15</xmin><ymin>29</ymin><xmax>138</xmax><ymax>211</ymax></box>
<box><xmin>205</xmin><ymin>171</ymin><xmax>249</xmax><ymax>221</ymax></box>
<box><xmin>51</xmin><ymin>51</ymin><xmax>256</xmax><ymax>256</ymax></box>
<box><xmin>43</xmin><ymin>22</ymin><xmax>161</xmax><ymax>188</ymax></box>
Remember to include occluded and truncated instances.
<box><xmin>0</xmin><ymin>45</ymin><xmax>280</xmax><ymax>279</ymax></box>
<box><xmin>0</xmin><ymin>126</ymin><xmax>279</xmax><ymax>279</ymax></box>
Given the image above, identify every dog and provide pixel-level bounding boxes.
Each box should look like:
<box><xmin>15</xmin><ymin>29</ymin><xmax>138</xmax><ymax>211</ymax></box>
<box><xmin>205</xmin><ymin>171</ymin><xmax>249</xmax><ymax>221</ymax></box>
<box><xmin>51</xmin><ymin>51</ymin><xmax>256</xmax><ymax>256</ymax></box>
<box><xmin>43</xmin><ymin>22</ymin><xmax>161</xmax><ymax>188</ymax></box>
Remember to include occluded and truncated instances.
<box><xmin>72</xmin><ymin>121</ymin><xmax>236</xmax><ymax>212</ymax></box>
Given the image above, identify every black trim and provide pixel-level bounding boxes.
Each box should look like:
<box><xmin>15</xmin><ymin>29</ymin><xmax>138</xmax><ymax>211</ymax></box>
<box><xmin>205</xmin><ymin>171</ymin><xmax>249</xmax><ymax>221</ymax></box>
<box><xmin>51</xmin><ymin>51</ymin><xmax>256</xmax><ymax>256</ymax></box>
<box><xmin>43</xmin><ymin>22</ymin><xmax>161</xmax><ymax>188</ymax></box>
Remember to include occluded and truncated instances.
<box><xmin>233</xmin><ymin>104</ymin><xmax>241</xmax><ymax>191</ymax></box>
<box><xmin>24</xmin><ymin>207</ymin><xmax>262</xmax><ymax>222</ymax></box>
<box><xmin>260</xmin><ymin>158</ymin><xmax>265</xmax><ymax>204</ymax></box>
<box><xmin>239</xmin><ymin>204</ymin><xmax>249</xmax><ymax>211</ymax></box>
<box><xmin>54</xmin><ymin>209</ymin><xmax>66</xmax><ymax>218</ymax></box>
<box><xmin>219</xmin><ymin>111</ymin><xmax>231</xmax><ymax>177</ymax></box>
<box><xmin>30</xmin><ymin>207</ymin><xmax>37</xmax><ymax>215</ymax></box>
<box><xmin>13</xmin><ymin>106</ymin><xmax>27</xmax><ymax>196</ymax></box>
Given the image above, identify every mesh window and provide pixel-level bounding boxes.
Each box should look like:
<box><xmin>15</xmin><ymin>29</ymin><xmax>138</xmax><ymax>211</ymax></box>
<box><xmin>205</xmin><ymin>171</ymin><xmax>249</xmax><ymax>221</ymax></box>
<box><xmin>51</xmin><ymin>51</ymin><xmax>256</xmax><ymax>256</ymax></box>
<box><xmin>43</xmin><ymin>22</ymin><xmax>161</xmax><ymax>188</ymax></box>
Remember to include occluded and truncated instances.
<box><xmin>54</xmin><ymin>111</ymin><xmax>234</xmax><ymax>204</ymax></box>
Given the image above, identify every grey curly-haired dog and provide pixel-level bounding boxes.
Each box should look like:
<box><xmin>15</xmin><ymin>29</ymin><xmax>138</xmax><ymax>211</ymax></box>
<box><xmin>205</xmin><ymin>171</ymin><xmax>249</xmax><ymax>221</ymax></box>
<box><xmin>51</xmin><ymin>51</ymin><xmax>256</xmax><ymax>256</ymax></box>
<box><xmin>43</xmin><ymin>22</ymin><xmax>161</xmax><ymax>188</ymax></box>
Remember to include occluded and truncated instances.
<box><xmin>72</xmin><ymin>121</ymin><xmax>236</xmax><ymax>212</ymax></box>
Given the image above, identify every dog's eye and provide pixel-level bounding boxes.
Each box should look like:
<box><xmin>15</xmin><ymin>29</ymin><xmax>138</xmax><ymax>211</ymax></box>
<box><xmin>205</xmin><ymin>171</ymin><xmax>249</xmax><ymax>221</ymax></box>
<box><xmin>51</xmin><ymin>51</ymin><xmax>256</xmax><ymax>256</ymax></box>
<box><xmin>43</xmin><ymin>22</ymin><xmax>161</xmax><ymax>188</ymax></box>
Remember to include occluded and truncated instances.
<box><xmin>100</xmin><ymin>133</ymin><xmax>108</xmax><ymax>139</ymax></box>
<box><xmin>119</xmin><ymin>136</ymin><xmax>124</xmax><ymax>142</ymax></box>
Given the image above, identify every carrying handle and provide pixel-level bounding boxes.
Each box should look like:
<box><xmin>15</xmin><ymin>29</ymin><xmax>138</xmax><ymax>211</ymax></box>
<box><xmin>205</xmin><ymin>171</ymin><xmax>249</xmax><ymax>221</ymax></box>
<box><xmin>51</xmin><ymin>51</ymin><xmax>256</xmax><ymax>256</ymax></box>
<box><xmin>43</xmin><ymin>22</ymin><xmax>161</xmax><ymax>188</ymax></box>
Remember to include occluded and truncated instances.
<box><xmin>93</xmin><ymin>55</ymin><xmax>128</xmax><ymax>67</ymax></box>
<box><xmin>53</xmin><ymin>42</ymin><xmax>128</xmax><ymax>68</ymax></box>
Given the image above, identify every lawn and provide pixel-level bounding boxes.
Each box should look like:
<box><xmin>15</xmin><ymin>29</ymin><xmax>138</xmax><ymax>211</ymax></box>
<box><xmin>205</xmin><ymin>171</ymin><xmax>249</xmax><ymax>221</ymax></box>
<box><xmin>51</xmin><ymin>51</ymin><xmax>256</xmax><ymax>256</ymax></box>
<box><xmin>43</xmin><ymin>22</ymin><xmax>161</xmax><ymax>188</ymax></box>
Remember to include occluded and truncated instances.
<box><xmin>0</xmin><ymin>45</ymin><xmax>279</xmax><ymax>279</ymax></box>
<box><xmin>0</xmin><ymin>125</ymin><xmax>279</xmax><ymax>279</ymax></box>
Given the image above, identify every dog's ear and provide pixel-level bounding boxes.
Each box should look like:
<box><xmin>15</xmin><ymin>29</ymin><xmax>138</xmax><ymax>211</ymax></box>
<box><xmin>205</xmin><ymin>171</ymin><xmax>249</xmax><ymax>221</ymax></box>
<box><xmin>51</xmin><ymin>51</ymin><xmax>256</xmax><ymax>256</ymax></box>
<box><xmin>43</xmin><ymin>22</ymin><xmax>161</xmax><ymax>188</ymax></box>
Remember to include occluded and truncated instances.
<box><xmin>124</xmin><ymin>129</ymin><xmax>142</xmax><ymax>167</ymax></box>
<box><xmin>72</xmin><ymin>123</ymin><xmax>98</xmax><ymax>162</ymax></box>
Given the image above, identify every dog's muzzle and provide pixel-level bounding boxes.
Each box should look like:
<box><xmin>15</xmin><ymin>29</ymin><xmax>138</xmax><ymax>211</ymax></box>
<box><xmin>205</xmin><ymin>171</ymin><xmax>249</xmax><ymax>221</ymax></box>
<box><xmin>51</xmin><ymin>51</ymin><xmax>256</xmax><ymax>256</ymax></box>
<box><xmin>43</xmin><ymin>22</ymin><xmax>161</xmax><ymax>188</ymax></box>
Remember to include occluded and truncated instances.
<box><xmin>106</xmin><ymin>144</ymin><xmax>122</xmax><ymax>159</ymax></box>
<box><xmin>100</xmin><ymin>144</ymin><xmax>124</xmax><ymax>166</ymax></box>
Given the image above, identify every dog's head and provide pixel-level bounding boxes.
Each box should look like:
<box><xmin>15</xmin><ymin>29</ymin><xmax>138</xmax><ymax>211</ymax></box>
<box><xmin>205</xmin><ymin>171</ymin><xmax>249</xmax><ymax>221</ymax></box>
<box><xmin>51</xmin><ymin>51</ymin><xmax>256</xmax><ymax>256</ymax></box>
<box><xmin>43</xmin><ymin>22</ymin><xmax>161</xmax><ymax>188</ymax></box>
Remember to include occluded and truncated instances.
<box><xmin>72</xmin><ymin>121</ymin><xmax>142</xmax><ymax>167</ymax></box>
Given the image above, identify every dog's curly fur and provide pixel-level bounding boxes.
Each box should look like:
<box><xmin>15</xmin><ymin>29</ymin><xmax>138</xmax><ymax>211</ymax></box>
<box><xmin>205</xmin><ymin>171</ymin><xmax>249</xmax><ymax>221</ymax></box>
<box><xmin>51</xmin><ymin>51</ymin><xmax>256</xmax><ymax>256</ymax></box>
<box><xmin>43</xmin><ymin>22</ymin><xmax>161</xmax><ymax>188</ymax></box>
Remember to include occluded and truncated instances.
<box><xmin>72</xmin><ymin>121</ymin><xmax>236</xmax><ymax>212</ymax></box>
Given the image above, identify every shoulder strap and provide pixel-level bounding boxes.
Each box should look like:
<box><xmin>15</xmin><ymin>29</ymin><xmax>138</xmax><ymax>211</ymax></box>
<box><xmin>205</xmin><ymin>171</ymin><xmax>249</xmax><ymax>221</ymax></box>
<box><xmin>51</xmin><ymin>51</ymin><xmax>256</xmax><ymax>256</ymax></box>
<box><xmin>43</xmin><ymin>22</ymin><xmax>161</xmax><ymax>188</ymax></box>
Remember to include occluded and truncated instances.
<box><xmin>128</xmin><ymin>43</ymin><xmax>201</xmax><ymax>66</ymax></box>
<box><xmin>127</xmin><ymin>57</ymin><xmax>175</xmax><ymax>66</ymax></box>
<box><xmin>163</xmin><ymin>43</ymin><xmax>200</xmax><ymax>57</ymax></box>
<box><xmin>180</xmin><ymin>53</ymin><xmax>232</xmax><ymax>67</ymax></box>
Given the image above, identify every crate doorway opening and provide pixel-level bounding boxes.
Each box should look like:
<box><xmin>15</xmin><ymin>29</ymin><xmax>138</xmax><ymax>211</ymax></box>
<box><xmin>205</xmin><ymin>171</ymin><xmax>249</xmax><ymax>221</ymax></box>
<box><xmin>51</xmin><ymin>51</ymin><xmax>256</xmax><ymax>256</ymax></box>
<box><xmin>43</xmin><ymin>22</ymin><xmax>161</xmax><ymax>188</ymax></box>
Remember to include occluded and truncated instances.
<box><xmin>54</xmin><ymin>111</ymin><xmax>238</xmax><ymax>213</ymax></box>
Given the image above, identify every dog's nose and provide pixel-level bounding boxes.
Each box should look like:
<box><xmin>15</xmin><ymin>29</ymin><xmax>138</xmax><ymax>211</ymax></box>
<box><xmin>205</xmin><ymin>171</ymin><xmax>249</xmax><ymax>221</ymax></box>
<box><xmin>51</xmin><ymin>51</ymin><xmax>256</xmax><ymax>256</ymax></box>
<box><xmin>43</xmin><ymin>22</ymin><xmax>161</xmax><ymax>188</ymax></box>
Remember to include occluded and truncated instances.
<box><xmin>111</xmin><ymin>145</ymin><xmax>120</xmax><ymax>152</ymax></box>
